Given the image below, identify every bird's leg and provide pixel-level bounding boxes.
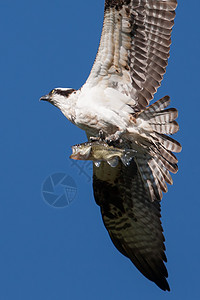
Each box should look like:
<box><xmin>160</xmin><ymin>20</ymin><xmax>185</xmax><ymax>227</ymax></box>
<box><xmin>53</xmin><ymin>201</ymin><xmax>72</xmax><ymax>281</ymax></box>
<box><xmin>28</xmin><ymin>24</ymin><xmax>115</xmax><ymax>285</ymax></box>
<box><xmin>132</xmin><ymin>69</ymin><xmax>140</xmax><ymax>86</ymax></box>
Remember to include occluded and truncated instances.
<box><xmin>98</xmin><ymin>129</ymin><xmax>105</xmax><ymax>141</ymax></box>
<box><xmin>89</xmin><ymin>136</ymin><xmax>99</xmax><ymax>142</ymax></box>
<box><xmin>89</xmin><ymin>130</ymin><xmax>106</xmax><ymax>142</ymax></box>
<box><xmin>90</xmin><ymin>129</ymin><xmax>124</xmax><ymax>145</ymax></box>
<box><xmin>105</xmin><ymin>130</ymin><xmax>124</xmax><ymax>144</ymax></box>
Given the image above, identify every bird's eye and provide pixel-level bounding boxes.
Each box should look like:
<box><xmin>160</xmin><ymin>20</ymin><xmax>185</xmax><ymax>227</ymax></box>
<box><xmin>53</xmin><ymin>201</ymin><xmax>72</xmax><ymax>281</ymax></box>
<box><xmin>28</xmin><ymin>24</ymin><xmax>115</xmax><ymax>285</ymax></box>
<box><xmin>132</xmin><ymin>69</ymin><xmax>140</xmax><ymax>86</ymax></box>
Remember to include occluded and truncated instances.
<box><xmin>51</xmin><ymin>89</ymin><xmax>55</xmax><ymax>94</ymax></box>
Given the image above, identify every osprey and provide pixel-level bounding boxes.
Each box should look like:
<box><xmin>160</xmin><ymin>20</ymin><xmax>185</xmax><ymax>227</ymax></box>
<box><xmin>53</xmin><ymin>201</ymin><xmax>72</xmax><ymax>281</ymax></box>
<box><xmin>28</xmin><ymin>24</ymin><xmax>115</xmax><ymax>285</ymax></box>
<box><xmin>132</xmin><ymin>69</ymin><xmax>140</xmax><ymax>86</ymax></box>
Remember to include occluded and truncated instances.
<box><xmin>40</xmin><ymin>0</ymin><xmax>181</xmax><ymax>291</ymax></box>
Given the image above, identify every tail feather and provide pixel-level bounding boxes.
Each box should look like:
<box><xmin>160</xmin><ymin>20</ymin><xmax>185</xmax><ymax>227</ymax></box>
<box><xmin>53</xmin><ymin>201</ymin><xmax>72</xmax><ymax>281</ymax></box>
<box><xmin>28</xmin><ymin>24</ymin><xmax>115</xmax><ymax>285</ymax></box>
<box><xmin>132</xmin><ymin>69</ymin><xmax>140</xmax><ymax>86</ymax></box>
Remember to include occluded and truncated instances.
<box><xmin>150</xmin><ymin>121</ymin><xmax>179</xmax><ymax>135</ymax></box>
<box><xmin>152</xmin><ymin>121</ymin><xmax>179</xmax><ymax>135</ymax></box>
<box><xmin>136</xmin><ymin>153</ymin><xmax>170</xmax><ymax>201</ymax></box>
<box><xmin>157</xmin><ymin>144</ymin><xmax>178</xmax><ymax>164</ymax></box>
<box><xmin>155</xmin><ymin>108</ymin><xmax>178</xmax><ymax>122</ymax></box>
<box><xmin>140</xmin><ymin>96</ymin><xmax>181</xmax><ymax>136</ymax></box>
<box><xmin>142</xmin><ymin>107</ymin><xmax>178</xmax><ymax>123</ymax></box>
<box><xmin>136</xmin><ymin>155</ymin><xmax>163</xmax><ymax>201</ymax></box>
<box><xmin>153</xmin><ymin>133</ymin><xmax>182</xmax><ymax>153</ymax></box>
<box><xmin>144</xmin><ymin>107</ymin><xmax>179</xmax><ymax>135</ymax></box>
<box><xmin>148</xmin><ymin>158</ymin><xmax>168</xmax><ymax>194</ymax></box>
<box><xmin>150</xmin><ymin>155</ymin><xmax>173</xmax><ymax>185</ymax></box>
<box><xmin>143</xmin><ymin>96</ymin><xmax>171</xmax><ymax>113</ymax></box>
<box><xmin>155</xmin><ymin>149</ymin><xmax>178</xmax><ymax>174</ymax></box>
<box><xmin>134</xmin><ymin>95</ymin><xmax>181</xmax><ymax>201</ymax></box>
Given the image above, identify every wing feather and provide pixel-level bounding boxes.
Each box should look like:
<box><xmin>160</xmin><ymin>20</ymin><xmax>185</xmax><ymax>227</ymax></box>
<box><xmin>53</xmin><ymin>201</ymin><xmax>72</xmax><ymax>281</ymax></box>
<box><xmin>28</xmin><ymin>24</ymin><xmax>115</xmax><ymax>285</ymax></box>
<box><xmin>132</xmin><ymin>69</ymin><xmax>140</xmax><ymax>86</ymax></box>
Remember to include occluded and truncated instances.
<box><xmin>86</xmin><ymin>0</ymin><xmax>177</xmax><ymax>112</ymax></box>
<box><xmin>93</xmin><ymin>159</ymin><xmax>170</xmax><ymax>291</ymax></box>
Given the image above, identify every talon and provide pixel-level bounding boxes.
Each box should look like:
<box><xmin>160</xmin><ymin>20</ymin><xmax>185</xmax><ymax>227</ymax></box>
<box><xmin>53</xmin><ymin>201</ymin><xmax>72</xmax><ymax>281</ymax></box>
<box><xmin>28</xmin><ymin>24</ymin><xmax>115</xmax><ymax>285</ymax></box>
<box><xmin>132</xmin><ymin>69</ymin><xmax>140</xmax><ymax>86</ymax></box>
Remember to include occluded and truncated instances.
<box><xmin>106</xmin><ymin>139</ymin><xmax>113</xmax><ymax>146</ymax></box>
<box><xmin>89</xmin><ymin>130</ymin><xmax>106</xmax><ymax>142</ymax></box>
<box><xmin>105</xmin><ymin>133</ymin><xmax>121</xmax><ymax>143</ymax></box>
<box><xmin>89</xmin><ymin>136</ymin><xmax>100</xmax><ymax>142</ymax></box>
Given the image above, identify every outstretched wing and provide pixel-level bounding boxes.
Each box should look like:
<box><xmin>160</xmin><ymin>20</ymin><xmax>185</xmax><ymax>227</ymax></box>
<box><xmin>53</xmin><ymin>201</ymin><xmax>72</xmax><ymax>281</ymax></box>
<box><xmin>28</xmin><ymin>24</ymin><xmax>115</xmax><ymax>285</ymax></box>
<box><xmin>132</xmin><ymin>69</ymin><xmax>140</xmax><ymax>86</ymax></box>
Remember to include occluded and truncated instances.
<box><xmin>93</xmin><ymin>159</ymin><xmax>170</xmax><ymax>291</ymax></box>
<box><xmin>86</xmin><ymin>0</ymin><xmax>177</xmax><ymax>111</ymax></box>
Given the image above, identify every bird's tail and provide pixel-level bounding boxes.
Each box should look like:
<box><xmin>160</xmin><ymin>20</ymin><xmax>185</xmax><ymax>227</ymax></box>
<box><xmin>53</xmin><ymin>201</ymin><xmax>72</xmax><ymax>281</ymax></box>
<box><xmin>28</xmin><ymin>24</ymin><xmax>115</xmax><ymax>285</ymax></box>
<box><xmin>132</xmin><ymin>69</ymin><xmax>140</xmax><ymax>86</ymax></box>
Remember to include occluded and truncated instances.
<box><xmin>134</xmin><ymin>96</ymin><xmax>182</xmax><ymax>201</ymax></box>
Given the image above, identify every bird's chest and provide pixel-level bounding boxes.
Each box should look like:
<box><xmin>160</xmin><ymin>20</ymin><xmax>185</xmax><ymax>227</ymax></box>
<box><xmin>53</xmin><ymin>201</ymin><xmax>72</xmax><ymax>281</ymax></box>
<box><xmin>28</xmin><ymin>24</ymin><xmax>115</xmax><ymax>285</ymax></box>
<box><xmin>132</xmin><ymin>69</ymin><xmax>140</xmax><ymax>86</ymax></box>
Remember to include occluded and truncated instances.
<box><xmin>74</xmin><ymin>97</ymin><xmax>117</xmax><ymax>133</ymax></box>
<box><xmin>74</xmin><ymin>86</ymin><xmax>129</xmax><ymax>134</ymax></box>
<box><xmin>75</xmin><ymin>110</ymin><xmax>119</xmax><ymax>136</ymax></box>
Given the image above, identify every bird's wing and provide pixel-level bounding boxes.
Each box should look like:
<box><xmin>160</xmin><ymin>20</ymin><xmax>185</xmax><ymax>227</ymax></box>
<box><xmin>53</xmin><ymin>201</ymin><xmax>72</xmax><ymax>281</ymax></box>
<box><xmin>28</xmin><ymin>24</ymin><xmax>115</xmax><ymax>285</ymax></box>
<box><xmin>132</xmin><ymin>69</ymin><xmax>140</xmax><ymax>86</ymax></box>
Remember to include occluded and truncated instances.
<box><xmin>93</xmin><ymin>158</ymin><xmax>170</xmax><ymax>291</ymax></box>
<box><xmin>86</xmin><ymin>0</ymin><xmax>177</xmax><ymax>111</ymax></box>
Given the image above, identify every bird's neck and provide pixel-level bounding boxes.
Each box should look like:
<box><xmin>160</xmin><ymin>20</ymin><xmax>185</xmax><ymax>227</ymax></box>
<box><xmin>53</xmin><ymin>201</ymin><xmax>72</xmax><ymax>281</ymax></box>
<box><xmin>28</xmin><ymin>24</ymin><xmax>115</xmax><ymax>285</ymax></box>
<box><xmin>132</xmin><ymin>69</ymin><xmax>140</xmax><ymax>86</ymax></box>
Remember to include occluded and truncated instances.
<box><xmin>57</xmin><ymin>92</ymin><xmax>79</xmax><ymax>124</ymax></box>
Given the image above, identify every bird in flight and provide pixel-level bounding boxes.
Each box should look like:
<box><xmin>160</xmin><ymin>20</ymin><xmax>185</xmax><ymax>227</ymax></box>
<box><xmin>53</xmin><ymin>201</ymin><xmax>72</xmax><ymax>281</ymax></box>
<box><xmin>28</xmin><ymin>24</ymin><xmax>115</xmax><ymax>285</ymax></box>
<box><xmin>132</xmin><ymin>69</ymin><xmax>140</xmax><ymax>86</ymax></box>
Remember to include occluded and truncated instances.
<box><xmin>40</xmin><ymin>0</ymin><xmax>181</xmax><ymax>291</ymax></box>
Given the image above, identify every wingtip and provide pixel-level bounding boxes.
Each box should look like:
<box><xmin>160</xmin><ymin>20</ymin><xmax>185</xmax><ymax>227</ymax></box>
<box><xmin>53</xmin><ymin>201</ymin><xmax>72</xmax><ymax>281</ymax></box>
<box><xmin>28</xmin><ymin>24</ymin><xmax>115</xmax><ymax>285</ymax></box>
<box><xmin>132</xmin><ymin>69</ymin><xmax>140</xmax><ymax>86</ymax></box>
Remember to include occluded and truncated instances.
<box><xmin>155</xmin><ymin>279</ymin><xmax>170</xmax><ymax>292</ymax></box>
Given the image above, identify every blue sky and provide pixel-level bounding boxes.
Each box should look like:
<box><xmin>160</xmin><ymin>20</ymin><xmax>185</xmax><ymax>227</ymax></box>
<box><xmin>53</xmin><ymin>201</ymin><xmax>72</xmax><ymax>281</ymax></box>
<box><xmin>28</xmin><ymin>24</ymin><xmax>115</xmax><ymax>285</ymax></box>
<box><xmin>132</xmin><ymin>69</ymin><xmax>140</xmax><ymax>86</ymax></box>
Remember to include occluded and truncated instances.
<box><xmin>0</xmin><ymin>0</ymin><xmax>199</xmax><ymax>299</ymax></box>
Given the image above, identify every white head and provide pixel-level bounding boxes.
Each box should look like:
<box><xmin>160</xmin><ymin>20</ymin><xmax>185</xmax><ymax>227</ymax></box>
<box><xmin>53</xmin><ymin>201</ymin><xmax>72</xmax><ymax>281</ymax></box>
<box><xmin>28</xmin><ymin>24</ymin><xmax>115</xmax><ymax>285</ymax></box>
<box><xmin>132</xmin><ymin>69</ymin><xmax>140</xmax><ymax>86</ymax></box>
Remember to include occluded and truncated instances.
<box><xmin>40</xmin><ymin>87</ymin><xmax>76</xmax><ymax>110</ymax></box>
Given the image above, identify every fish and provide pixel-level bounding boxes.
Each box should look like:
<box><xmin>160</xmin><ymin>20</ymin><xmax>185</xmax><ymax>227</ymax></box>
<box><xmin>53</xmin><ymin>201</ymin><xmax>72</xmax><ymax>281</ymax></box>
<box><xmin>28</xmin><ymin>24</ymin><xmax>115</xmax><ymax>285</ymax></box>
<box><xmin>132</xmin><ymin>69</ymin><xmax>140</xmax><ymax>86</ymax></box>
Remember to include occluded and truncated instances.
<box><xmin>70</xmin><ymin>141</ymin><xmax>136</xmax><ymax>167</ymax></box>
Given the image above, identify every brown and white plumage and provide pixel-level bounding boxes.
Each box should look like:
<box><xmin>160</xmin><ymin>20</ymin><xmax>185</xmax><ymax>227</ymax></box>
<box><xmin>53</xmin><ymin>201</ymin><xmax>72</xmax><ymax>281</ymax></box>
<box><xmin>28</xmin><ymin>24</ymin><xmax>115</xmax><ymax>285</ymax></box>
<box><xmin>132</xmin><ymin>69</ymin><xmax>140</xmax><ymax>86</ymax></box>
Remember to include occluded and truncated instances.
<box><xmin>87</xmin><ymin>0</ymin><xmax>177</xmax><ymax>111</ymax></box>
<box><xmin>93</xmin><ymin>158</ymin><xmax>169</xmax><ymax>291</ymax></box>
<box><xmin>40</xmin><ymin>0</ymin><xmax>181</xmax><ymax>291</ymax></box>
<box><xmin>88</xmin><ymin>0</ymin><xmax>180</xmax><ymax>291</ymax></box>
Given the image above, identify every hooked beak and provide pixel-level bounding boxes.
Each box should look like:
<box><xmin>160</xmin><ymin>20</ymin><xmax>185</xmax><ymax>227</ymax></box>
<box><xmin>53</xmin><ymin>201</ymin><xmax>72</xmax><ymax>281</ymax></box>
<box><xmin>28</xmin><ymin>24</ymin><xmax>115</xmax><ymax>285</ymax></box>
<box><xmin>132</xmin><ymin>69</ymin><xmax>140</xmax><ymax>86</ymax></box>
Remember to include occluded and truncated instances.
<box><xmin>40</xmin><ymin>94</ymin><xmax>50</xmax><ymax>101</ymax></box>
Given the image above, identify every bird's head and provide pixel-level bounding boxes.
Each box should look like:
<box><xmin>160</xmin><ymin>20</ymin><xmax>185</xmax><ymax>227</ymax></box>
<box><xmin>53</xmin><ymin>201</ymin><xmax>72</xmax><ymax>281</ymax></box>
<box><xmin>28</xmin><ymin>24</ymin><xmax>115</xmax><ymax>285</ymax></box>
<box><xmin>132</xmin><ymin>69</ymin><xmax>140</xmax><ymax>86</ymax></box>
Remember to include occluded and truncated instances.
<box><xmin>40</xmin><ymin>88</ymin><xmax>76</xmax><ymax>109</ymax></box>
